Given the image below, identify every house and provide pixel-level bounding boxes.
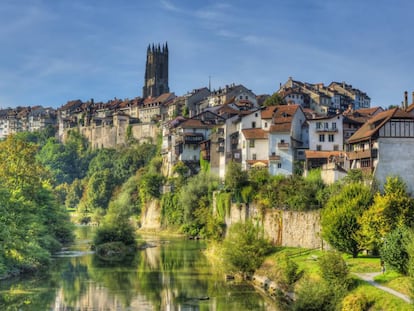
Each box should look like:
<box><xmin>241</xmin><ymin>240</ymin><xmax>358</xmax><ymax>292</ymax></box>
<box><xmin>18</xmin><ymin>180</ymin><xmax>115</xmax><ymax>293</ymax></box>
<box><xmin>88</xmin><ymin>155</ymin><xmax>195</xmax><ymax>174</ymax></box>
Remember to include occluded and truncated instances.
<box><xmin>305</xmin><ymin>114</ymin><xmax>344</xmax><ymax>171</ymax></box>
<box><xmin>266</xmin><ymin>104</ymin><xmax>308</xmax><ymax>175</ymax></box>
<box><xmin>346</xmin><ymin>107</ymin><xmax>414</xmax><ymax>194</ymax></box>
<box><xmin>343</xmin><ymin>106</ymin><xmax>384</xmax><ymax>142</ymax></box>
<box><xmin>328</xmin><ymin>82</ymin><xmax>371</xmax><ymax>110</ymax></box>
<box><xmin>138</xmin><ymin>92</ymin><xmax>176</xmax><ymax>123</ymax></box>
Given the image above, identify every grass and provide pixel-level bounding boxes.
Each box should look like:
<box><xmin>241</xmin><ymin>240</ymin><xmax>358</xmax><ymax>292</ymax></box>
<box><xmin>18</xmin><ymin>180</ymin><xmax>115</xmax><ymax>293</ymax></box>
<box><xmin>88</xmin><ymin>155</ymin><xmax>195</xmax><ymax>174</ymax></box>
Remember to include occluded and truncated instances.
<box><xmin>347</xmin><ymin>279</ymin><xmax>413</xmax><ymax>311</ymax></box>
<box><xmin>259</xmin><ymin>247</ymin><xmax>414</xmax><ymax>309</ymax></box>
<box><xmin>374</xmin><ymin>271</ymin><xmax>412</xmax><ymax>296</ymax></box>
<box><xmin>345</xmin><ymin>254</ymin><xmax>381</xmax><ymax>273</ymax></box>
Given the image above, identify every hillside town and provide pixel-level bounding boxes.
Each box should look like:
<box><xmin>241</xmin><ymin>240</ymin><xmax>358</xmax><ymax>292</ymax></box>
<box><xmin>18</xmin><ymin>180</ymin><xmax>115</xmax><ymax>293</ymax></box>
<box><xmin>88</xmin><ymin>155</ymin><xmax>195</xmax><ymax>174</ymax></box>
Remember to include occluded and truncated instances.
<box><xmin>1</xmin><ymin>43</ymin><xmax>414</xmax><ymax>194</ymax></box>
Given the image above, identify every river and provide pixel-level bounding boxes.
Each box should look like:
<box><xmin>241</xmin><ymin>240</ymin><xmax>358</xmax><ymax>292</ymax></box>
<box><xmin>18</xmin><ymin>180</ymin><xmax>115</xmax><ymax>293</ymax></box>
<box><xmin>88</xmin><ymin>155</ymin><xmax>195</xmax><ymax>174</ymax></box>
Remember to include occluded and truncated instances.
<box><xmin>0</xmin><ymin>226</ymin><xmax>278</xmax><ymax>310</ymax></box>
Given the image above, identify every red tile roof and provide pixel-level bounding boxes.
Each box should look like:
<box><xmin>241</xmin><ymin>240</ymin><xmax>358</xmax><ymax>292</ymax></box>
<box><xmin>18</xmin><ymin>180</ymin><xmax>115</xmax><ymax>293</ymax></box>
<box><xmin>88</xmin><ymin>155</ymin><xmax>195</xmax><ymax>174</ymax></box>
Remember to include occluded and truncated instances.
<box><xmin>347</xmin><ymin>108</ymin><xmax>413</xmax><ymax>143</ymax></box>
<box><xmin>180</xmin><ymin>118</ymin><xmax>214</xmax><ymax>129</ymax></box>
<box><xmin>305</xmin><ymin>150</ymin><xmax>344</xmax><ymax>159</ymax></box>
<box><xmin>242</xmin><ymin>128</ymin><xmax>268</xmax><ymax>139</ymax></box>
<box><xmin>261</xmin><ymin>106</ymin><xmax>278</xmax><ymax>119</ymax></box>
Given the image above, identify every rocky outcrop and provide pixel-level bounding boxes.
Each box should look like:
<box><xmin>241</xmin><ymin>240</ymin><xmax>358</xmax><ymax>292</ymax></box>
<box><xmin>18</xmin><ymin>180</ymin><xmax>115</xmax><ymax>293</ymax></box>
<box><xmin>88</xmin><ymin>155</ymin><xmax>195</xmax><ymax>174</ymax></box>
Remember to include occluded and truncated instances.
<box><xmin>140</xmin><ymin>199</ymin><xmax>161</xmax><ymax>230</ymax></box>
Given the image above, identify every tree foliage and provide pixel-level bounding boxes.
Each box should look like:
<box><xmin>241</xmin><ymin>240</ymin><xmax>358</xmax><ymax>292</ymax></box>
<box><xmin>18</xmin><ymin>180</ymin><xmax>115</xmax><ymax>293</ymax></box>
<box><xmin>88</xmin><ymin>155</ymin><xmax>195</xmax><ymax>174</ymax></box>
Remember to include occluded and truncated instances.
<box><xmin>321</xmin><ymin>183</ymin><xmax>373</xmax><ymax>257</ymax></box>
<box><xmin>359</xmin><ymin>176</ymin><xmax>414</xmax><ymax>252</ymax></box>
<box><xmin>222</xmin><ymin>221</ymin><xmax>271</xmax><ymax>277</ymax></box>
<box><xmin>380</xmin><ymin>226</ymin><xmax>410</xmax><ymax>275</ymax></box>
<box><xmin>263</xmin><ymin>93</ymin><xmax>285</xmax><ymax>107</ymax></box>
<box><xmin>0</xmin><ymin>135</ymin><xmax>73</xmax><ymax>276</ymax></box>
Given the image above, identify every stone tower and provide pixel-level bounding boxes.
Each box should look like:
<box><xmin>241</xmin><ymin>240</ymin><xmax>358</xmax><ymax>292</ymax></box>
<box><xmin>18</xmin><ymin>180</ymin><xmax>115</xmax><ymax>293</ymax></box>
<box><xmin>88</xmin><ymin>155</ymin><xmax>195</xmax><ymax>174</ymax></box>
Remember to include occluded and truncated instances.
<box><xmin>142</xmin><ymin>42</ymin><xmax>169</xmax><ymax>98</ymax></box>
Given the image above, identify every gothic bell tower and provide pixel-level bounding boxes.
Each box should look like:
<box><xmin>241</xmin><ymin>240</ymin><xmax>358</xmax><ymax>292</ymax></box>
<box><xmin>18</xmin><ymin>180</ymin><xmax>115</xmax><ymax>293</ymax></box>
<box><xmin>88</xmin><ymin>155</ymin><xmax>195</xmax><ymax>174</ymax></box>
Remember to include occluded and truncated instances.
<box><xmin>142</xmin><ymin>42</ymin><xmax>169</xmax><ymax>98</ymax></box>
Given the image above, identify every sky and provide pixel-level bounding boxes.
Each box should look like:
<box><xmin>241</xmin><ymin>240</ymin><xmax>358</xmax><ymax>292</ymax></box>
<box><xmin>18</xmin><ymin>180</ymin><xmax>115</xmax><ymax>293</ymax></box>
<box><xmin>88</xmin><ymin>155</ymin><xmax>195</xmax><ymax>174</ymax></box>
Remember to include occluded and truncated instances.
<box><xmin>0</xmin><ymin>0</ymin><xmax>413</xmax><ymax>109</ymax></box>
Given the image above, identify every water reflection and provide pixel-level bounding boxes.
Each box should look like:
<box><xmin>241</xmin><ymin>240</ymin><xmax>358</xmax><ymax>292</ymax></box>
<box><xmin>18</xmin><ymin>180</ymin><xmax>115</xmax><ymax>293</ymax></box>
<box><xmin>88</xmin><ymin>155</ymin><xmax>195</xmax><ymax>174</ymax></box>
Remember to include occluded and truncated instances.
<box><xmin>0</xmin><ymin>226</ymin><xmax>277</xmax><ymax>310</ymax></box>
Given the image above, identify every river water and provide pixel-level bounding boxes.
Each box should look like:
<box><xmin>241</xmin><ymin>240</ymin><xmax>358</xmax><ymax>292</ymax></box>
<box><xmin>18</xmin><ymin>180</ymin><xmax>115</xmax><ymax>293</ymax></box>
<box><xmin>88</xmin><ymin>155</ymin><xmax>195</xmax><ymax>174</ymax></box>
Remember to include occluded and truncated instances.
<box><xmin>0</xmin><ymin>226</ymin><xmax>277</xmax><ymax>310</ymax></box>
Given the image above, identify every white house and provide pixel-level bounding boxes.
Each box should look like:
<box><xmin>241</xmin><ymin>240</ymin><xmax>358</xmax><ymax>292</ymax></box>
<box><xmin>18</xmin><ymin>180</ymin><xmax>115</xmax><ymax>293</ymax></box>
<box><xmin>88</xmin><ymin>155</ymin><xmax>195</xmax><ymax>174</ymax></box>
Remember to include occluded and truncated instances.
<box><xmin>266</xmin><ymin>104</ymin><xmax>308</xmax><ymax>175</ymax></box>
<box><xmin>307</xmin><ymin>114</ymin><xmax>344</xmax><ymax>152</ymax></box>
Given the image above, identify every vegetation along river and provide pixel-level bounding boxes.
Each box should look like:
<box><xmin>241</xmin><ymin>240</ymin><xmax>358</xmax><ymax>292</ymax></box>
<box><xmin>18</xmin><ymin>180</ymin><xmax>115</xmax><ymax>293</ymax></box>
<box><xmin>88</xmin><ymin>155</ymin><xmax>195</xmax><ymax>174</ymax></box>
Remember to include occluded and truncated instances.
<box><xmin>0</xmin><ymin>226</ymin><xmax>277</xmax><ymax>310</ymax></box>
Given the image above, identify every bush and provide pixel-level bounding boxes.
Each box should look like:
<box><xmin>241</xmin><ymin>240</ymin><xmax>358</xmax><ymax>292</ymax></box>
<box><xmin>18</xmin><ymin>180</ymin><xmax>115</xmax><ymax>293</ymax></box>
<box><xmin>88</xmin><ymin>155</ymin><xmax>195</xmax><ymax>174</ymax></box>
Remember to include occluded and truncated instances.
<box><xmin>293</xmin><ymin>279</ymin><xmax>334</xmax><ymax>311</ymax></box>
<box><xmin>341</xmin><ymin>292</ymin><xmax>370</xmax><ymax>311</ymax></box>
<box><xmin>277</xmin><ymin>254</ymin><xmax>303</xmax><ymax>290</ymax></box>
<box><xmin>380</xmin><ymin>226</ymin><xmax>410</xmax><ymax>275</ymax></box>
<box><xmin>318</xmin><ymin>251</ymin><xmax>350</xmax><ymax>288</ymax></box>
<box><xmin>222</xmin><ymin>221</ymin><xmax>271</xmax><ymax>278</ymax></box>
<box><xmin>93</xmin><ymin>223</ymin><xmax>136</xmax><ymax>247</ymax></box>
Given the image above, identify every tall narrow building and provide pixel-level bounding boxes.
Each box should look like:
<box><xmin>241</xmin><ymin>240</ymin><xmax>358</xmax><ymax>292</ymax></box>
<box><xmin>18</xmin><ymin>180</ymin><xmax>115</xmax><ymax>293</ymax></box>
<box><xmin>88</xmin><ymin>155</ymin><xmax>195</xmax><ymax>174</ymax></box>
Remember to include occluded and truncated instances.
<box><xmin>142</xmin><ymin>42</ymin><xmax>169</xmax><ymax>98</ymax></box>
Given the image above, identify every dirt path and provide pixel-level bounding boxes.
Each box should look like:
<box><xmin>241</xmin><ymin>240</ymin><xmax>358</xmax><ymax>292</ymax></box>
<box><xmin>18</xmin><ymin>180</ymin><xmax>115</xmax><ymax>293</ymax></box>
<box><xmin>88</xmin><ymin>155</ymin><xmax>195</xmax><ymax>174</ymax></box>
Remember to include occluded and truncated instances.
<box><xmin>353</xmin><ymin>272</ymin><xmax>411</xmax><ymax>303</ymax></box>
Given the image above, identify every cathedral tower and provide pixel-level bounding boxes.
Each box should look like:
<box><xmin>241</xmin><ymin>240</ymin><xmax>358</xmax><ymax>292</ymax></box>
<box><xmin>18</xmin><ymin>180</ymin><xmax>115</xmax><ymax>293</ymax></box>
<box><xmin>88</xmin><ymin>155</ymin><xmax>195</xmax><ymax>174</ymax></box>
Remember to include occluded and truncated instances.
<box><xmin>142</xmin><ymin>42</ymin><xmax>169</xmax><ymax>98</ymax></box>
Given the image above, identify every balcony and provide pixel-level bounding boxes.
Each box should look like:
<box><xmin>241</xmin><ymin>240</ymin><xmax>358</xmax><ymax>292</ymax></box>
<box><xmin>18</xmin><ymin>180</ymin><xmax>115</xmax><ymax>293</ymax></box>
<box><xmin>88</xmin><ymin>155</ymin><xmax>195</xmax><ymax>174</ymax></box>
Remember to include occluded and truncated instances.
<box><xmin>278</xmin><ymin>142</ymin><xmax>289</xmax><ymax>149</ymax></box>
<box><xmin>269</xmin><ymin>154</ymin><xmax>281</xmax><ymax>161</ymax></box>
<box><xmin>347</xmin><ymin>149</ymin><xmax>378</xmax><ymax>160</ymax></box>
<box><xmin>316</xmin><ymin>127</ymin><xmax>338</xmax><ymax>133</ymax></box>
<box><xmin>177</xmin><ymin>133</ymin><xmax>204</xmax><ymax>144</ymax></box>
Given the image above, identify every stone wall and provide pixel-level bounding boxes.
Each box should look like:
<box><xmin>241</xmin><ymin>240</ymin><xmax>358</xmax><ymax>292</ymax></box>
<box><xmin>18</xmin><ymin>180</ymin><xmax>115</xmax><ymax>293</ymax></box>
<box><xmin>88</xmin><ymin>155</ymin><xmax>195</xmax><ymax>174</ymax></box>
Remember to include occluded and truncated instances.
<box><xmin>224</xmin><ymin>203</ymin><xmax>322</xmax><ymax>249</ymax></box>
<box><xmin>63</xmin><ymin>122</ymin><xmax>160</xmax><ymax>149</ymax></box>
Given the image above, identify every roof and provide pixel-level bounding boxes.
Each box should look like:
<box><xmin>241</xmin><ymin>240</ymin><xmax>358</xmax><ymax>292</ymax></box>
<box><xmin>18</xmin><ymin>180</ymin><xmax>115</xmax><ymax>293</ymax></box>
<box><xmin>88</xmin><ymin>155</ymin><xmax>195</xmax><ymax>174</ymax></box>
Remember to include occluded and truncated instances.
<box><xmin>347</xmin><ymin>108</ymin><xmax>413</xmax><ymax>143</ymax></box>
<box><xmin>305</xmin><ymin>150</ymin><xmax>344</xmax><ymax>159</ymax></box>
<box><xmin>242</xmin><ymin>128</ymin><xmax>268</xmax><ymax>139</ymax></box>
<box><xmin>179</xmin><ymin>118</ymin><xmax>214</xmax><ymax>129</ymax></box>
<box><xmin>247</xmin><ymin>160</ymin><xmax>269</xmax><ymax>166</ymax></box>
<box><xmin>268</xmin><ymin>104</ymin><xmax>301</xmax><ymax>133</ymax></box>
<box><xmin>261</xmin><ymin>105</ymin><xmax>278</xmax><ymax>119</ymax></box>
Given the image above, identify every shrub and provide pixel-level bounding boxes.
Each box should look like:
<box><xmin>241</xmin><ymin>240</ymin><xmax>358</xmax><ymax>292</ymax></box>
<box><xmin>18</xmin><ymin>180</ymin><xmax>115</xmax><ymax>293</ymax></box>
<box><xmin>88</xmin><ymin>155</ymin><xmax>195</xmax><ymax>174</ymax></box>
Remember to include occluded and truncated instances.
<box><xmin>341</xmin><ymin>292</ymin><xmax>370</xmax><ymax>311</ymax></box>
<box><xmin>293</xmin><ymin>279</ymin><xmax>334</xmax><ymax>311</ymax></box>
<box><xmin>277</xmin><ymin>254</ymin><xmax>303</xmax><ymax>290</ymax></box>
<box><xmin>380</xmin><ymin>226</ymin><xmax>410</xmax><ymax>275</ymax></box>
<box><xmin>318</xmin><ymin>251</ymin><xmax>350</xmax><ymax>288</ymax></box>
<box><xmin>222</xmin><ymin>221</ymin><xmax>271</xmax><ymax>278</ymax></box>
<box><xmin>93</xmin><ymin>223</ymin><xmax>136</xmax><ymax>247</ymax></box>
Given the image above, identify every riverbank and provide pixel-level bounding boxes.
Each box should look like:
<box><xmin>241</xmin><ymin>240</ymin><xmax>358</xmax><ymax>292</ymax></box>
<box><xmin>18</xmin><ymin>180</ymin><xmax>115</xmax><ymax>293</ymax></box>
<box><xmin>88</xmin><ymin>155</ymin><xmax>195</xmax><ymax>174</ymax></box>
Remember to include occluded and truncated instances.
<box><xmin>258</xmin><ymin>248</ymin><xmax>413</xmax><ymax>310</ymax></box>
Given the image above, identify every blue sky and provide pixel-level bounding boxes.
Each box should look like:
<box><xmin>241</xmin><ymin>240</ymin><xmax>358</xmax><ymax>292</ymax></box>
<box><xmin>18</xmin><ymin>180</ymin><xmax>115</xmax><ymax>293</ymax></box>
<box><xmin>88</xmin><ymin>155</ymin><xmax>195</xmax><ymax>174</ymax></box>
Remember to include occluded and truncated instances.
<box><xmin>0</xmin><ymin>0</ymin><xmax>413</xmax><ymax>109</ymax></box>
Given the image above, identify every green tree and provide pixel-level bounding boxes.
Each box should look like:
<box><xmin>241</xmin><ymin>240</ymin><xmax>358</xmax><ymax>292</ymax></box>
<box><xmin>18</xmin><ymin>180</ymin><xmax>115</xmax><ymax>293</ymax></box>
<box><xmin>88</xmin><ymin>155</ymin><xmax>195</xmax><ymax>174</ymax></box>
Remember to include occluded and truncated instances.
<box><xmin>225</xmin><ymin>161</ymin><xmax>248</xmax><ymax>201</ymax></box>
<box><xmin>359</xmin><ymin>176</ymin><xmax>414</xmax><ymax>252</ymax></box>
<box><xmin>318</xmin><ymin>251</ymin><xmax>350</xmax><ymax>289</ymax></box>
<box><xmin>0</xmin><ymin>135</ymin><xmax>73</xmax><ymax>276</ymax></box>
<box><xmin>321</xmin><ymin>183</ymin><xmax>373</xmax><ymax>257</ymax></box>
<box><xmin>79</xmin><ymin>169</ymin><xmax>114</xmax><ymax>214</ymax></box>
<box><xmin>263</xmin><ymin>92</ymin><xmax>285</xmax><ymax>107</ymax></box>
<box><xmin>178</xmin><ymin>171</ymin><xmax>218</xmax><ymax>236</ymax></box>
<box><xmin>222</xmin><ymin>221</ymin><xmax>271</xmax><ymax>278</ymax></box>
<box><xmin>380</xmin><ymin>226</ymin><xmax>410</xmax><ymax>275</ymax></box>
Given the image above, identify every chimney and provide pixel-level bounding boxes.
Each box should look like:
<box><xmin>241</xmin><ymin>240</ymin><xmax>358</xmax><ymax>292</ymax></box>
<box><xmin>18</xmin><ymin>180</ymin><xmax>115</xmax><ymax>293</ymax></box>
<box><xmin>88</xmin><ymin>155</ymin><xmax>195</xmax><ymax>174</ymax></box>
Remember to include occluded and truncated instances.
<box><xmin>404</xmin><ymin>91</ymin><xmax>408</xmax><ymax>109</ymax></box>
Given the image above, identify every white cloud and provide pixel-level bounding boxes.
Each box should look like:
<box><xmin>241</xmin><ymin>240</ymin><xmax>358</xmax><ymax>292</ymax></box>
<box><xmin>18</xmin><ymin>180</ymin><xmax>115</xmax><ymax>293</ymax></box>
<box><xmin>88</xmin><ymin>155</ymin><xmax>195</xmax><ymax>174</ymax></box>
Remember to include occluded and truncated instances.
<box><xmin>160</xmin><ymin>0</ymin><xmax>183</xmax><ymax>13</ymax></box>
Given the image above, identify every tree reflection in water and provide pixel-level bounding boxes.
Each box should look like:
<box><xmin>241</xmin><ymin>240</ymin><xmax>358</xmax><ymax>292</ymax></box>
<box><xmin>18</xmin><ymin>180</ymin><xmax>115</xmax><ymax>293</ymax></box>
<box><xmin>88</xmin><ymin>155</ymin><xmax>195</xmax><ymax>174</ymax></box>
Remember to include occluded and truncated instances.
<box><xmin>0</xmin><ymin>227</ymin><xmax>277</xmax><ymax>310</ymax></box>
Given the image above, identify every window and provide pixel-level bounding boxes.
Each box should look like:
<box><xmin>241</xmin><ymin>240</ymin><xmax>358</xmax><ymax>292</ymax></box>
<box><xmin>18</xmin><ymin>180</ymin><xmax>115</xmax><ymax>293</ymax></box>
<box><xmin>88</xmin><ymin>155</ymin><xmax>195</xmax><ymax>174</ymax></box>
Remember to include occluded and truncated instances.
<box><xmin>249</xmin><ymin>139</ymin><xmax>255</xmax><ymax>147</ymax></box>
<box><xmin>277</xmin><ymin>163</ymin><xmax>282</xmax><ymax>168</ymax></box>
<box><xmin>252</xmin><ymin>121</ymin><xmax>256</xmax><ymax>128</ymax></box>
<box><xmin>264</xmin><ymin>122</ymin><xmax>268</xmax><ymax>128</ymax></box>
<box><xmin>316</xmin><ymin>122</ymin><xmax>322</xmax><ymax>129</ymax></box>
<box><xmin>324</xmin><ymin>122</ymin><xmax>329</xmax><ymax>129</ymax></box>
<box><xmin>316</xmin><ymin>145</ymin><xmax>322</xmax><ymax>151</ymax></box>
<box><xmin>332</xmin><ymin>122</ymin><xmax>337</xmax><ymax>129</ymax></box>
<box><xmin>333</xmin><ymin>145</ymin><xmax>339</xmax><ymax>151</ymax></box>
<box><xmin>252</xmin><ymin>153</ymin><xmax>257</xmax><ymax>160</ymax></box>
<box><xmin>328</xmin><ymin>134</ymin><xmax>334</xmax><ymax>142</ymax></box>
<box><xmin>319</xmin><ymin>134</ymin><xmax>325</xmax><ymax>142</ymax></box>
